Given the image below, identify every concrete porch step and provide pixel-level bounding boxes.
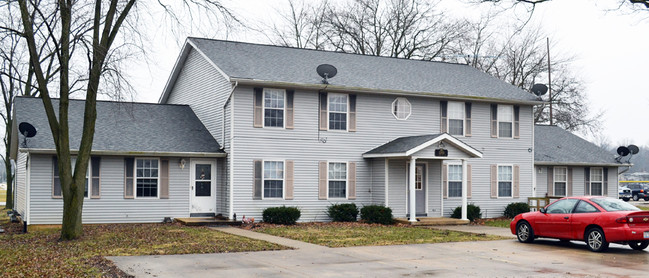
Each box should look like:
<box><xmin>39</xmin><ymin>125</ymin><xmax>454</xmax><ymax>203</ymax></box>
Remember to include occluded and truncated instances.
<box><xmin>395</xmin><ymin>217</ymin><xmax>470</xmax><ymax>226</ymax></box>
<box><xmin>175</xmin><ymin>217</ymin><xmax>241</xmax><ymax>226</ymax></box>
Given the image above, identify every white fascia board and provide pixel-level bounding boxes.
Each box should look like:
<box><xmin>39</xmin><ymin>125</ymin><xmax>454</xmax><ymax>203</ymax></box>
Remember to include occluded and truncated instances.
<box><xmin>231</xmin><ymin>78</ymin><xmax>543</xmax><ymax>105</ymax></box>
<box><xmin>362</xmin><ymin>153</ymin><xmax>408</xmax><ymax>158</ymax></box>
<box><xmin>19</xmin><ymin>148</ymin><xmax>227</xmax><ymax>158</ymax></box>
<box><xmin>405</xmin><ymin>133</ymin><xmax>483</xmax><ymax>158</ymax></box>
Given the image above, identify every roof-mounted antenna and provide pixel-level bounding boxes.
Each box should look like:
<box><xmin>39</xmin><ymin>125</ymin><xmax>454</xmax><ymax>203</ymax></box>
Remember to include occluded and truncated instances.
<box><xmin>616</xmin><ymin>146</ymin><xmax>630</xmax><ymax>163</ymax></box>
<box><xmin>625</xmin><ymin>144</ymin><xmax>639</xmax><ymax>163</ymax></box>
<box><xmin>316</xmin><ymin>64</ymin><xmax>337</xmax><ymax>84</ymax></box>
<box><xmin>18</xmin><ymin>122</ymin><xmax>37</xmax><ymax>148</ymax></box>
<box><xmin>531</xmin><ymin>84</ymin><xmax>548</xmax><ymax>99</ymax></box>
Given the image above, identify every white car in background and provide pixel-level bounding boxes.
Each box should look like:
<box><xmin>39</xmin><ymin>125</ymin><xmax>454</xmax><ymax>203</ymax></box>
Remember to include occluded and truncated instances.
<box><xmin>619</xmin><ymin>186</ymin><xmax>632</xmax><ymax>202</ymax></box>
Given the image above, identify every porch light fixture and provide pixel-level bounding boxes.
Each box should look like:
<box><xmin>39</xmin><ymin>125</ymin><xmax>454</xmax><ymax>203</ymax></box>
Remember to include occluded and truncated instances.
<box><xmin>179</xmin><ymin>158</ymin><xmax>186</xmax><ymax>169</ymax></box>
<box><xmin>438</xmin><ymin>141</ymin><xmax>446</xmax><ymax>149</ymax></box>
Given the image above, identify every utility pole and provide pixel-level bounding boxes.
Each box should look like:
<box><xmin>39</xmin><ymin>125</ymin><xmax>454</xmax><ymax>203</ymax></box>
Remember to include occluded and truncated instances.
<box><xmin>547</xmin><ymin>37</ymin><xmax>553</xmax><ymax>125</ymax></box>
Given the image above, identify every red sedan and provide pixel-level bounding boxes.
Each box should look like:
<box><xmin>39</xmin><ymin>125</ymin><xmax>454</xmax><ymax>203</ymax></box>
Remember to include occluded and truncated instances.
<box><xmin>510</xmin><ymin>196</ymin><xmax>649</xmax><ymax>252</ymax></box>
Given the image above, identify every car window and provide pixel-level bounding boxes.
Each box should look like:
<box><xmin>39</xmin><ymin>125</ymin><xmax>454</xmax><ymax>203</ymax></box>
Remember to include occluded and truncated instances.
<box><xmin>590</xmin><ymin>197</ymin><xmax>641</xmax><ymax>212</ymax></box>
<box><xmin>546</xmin><ymin>199</ymin><xmax>579</xmax><ymax>214</ymax></box>
<box><xmin>574</xmin><ymin>201</ymin><xmax>599</xmax><ymax>213</ymax></box>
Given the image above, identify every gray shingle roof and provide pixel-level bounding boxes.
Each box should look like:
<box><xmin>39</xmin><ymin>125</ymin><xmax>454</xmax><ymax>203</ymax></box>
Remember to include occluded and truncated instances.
<box><xmin>188</xmin><ymin>38</ymin><xmax>538</xmax><ymax>103</ymax></box>
<box><xmin>534</xmin><ymin>125</ymin><xmax>620</xmax><ymax>166</ymax></box>
<box><xmin>14</xmin><ymin>97</ymin><xmax>222</xmax><ymax>154</ymax></box>
<box><xmin>364</xmin><ymin>134</ymin><xmax>444</xmax><ymax>154</ymax></box>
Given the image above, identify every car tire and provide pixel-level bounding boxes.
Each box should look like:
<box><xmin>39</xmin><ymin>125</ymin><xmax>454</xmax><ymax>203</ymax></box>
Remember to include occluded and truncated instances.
<box><xmin>629</xmin><ymin>241</ymin><xmax>649</xmax><ymax>251</ymax></box>
<box><xmin>644</xmin><ymin>198</ymin><xmax>649</xmax><ymax>201</ymax></box>
<box><xmin>516</xmin><ymin>221</ymin><xmax>534</xmax><ymax>243</ymax></box>
<box><xmin>586</xmin><ymin>228</ymin><xmax>609</xmax><ymax>252</ymax></box>
<box><xmin>633</xmin><ymin>195</ymin><xmax>639</xmax><ymax>201</ymax></box>
<box><xmin>623</xmin><ymin>198</ymin><xmax>630</xmax><ymax>202</ymax></box>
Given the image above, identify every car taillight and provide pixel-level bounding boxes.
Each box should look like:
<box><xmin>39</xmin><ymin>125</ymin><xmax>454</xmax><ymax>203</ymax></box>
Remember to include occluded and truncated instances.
<box><xmin>616</xmin><ymin>217</ymin><xmax>629</xmax><ymax>223</ymax></box>
<box><xmin>641</xmin><ymin>189</ymin><xmax>645</xmax><ymax>193</ymax></box>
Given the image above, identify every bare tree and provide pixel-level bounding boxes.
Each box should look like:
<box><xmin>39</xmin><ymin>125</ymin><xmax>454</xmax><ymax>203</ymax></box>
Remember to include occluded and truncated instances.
<box><xmin>266</xmin><ymin>0</ymin><xmax>329</xmax><ymax>49</ymax></box>
<box><xmin>4</xmin><ymin>0</ymin><xmax>233</xmax><ymax>240</ymax></box>
<box><xmin>475</xmin><ymin>0</ymin><xmax>649</xmax><ymax>13</ymax></box>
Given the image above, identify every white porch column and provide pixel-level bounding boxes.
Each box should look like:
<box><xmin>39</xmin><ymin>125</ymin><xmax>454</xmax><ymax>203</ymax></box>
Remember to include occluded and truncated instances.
<box><xmin>461</xmin><ymin>159</ymin><xmax>468</xmax><ymax>221</ymax></box>
<box><xmin>409</xmin><ymin>156</ymin><xmax>417</xmax><ymax>222</ymax></box>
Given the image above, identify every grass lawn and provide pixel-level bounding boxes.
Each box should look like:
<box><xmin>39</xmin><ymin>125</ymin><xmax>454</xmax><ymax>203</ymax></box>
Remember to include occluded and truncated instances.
<box><xmin>637</xmin><ymin>206</ymin><xmax>649</xmax><ymax>211</ymax></box>
<box><xmin>479</xmin><ymin>218</ymin><xmax>512</xmax><ymax>228</ymax></box>
<box><xmin>0</xmin><ymin>189</ymin><xmax>6</xmax><ymax>203</ymax></box>
<box><xmin>0</xmin><ymin>210</ymin><xmax>285</xmax><ymax>277</ymax></box>
<box><xmin>251</xmin><ymin>222</ymin><xmax>506</xmax><ymax>248</ymax></box>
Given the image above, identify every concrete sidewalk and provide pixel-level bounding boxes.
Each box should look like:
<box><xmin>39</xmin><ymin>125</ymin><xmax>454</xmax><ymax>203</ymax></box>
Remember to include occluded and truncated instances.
<box><xmin>430</xmin><ymin>224</ymin><xmax>516</xmax><ymax>238</ymax></box>
<box><xmin>209</xmin><ymin>226</ymin><xmax>327</xmax><ymax>250</ymax></box>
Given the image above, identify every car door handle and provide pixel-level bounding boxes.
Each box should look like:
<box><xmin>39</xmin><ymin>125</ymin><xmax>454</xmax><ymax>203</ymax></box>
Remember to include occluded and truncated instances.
<box><xmin>564</xmin><ymin>216</ymin><xmax>569</xmax><ymax>219</ymax></box>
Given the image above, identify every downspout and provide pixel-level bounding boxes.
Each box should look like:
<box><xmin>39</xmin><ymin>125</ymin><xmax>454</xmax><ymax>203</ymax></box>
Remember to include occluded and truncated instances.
<box><xmin>222</xmin><ymin>81</ymin><xmax>238</xmax><ymax>149</ymax></box>
<box><xmin>224</xmin><ymin>81</ymin><xmax>237</xmax><ymax>220</ymax></box>
<box><xmin>618</xmin><ymin>165</ymin><xmax>632</xmax><ymax>175</ymax></box>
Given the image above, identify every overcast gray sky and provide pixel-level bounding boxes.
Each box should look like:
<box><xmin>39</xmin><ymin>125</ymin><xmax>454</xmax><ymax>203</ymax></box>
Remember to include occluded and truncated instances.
<box><xmin>129</xmin><ymin>0</ymin><xmax>649</xmax><ymax>147</ymax></box>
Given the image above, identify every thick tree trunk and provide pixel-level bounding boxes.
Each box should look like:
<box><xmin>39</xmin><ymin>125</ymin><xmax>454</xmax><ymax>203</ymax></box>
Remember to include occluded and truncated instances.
<box><xmin>4</xmin><ymin>160</ymin><xmax>13</xmax><ymax>209</ymax></box>
<box><xmin>60</xmin><ymin>178</ymin><xmax>83</xmax><ymax>240</ymax></box>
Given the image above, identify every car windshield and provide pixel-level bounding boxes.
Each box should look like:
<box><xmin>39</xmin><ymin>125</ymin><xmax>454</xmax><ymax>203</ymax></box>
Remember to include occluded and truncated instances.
<box><xmin>590</xmin><ymin>197</ymin><xmax>641</xmax><ymax>212</ymax></box>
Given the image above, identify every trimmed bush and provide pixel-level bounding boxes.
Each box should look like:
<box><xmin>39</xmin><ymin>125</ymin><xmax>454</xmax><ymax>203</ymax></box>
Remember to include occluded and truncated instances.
<box><xmin>327</xmin><ymin>203</ymin><xmax>359</xmax><ymax>222</ymax></box>
<box><xmin>360</xmin><ymin>205</ymin><xmax>395</xmax><ymax>225</ymax></box>
<box><xmin>503</xmin><ymin>202</ymin><xmax>530</xmax><ymax>218</ymax></box>
<box><xmin>451</xmin><ymin>204</ymin><xmax>482</xmax><ymax>222</ymax></box>
<box><xmin>262</xmin><ymin>206</ymin><xmax>301</xmax><ymax>225</ymax></box>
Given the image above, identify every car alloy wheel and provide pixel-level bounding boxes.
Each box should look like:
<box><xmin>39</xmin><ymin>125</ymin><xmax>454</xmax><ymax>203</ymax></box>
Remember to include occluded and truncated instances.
<box><xmin>629</xmin><ymin>241</ymin><xmax>649</xmax><ymax>251</ymax></box>
<box><xmin>633</xmin><ymin>195</ymin><xmax>639</xmax><ymax>201</ymax></box>
<box><xmin>586</xmin><ymin>228</ymin><xmax>609</xmax><ymax>252</ymax></box>
<box><xmin>516</xmin><ymin>221</ymin><xmax>534</xmax><ymax>243</ymax></box>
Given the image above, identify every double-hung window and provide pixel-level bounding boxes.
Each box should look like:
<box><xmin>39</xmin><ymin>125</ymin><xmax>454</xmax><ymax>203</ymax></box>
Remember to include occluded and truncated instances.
<box><xmin>263</xmin><ymin>161</ymin><xmax>284</xmax><ymax>198</ymax></box>
<box><xmin>448</xmin><ymin>164</ymin><xmax>463</xmax><ymax>197</ymax></box>
<box><xmin>554</xmin><ymin>167</ymin><xmax>567</xmax><ymax>196</ymax></box>
<box><xmin>328</xmin><ymin>93</ymin><xmax>348</xmax><ymax>130</ymax></box>
<box><xmin>498</xmin><ymin>165</ymin><xmax>513</xmax><ymax>197</ymax></box>
<box><xmin>590</xmin><ymin>168</ymin><xmax>603</xmax><ymax>195</ymax></box>
<box><xmin>328</xmin><ymin>162</ymin><xmax>347</xmax><ymax>198</ymax></box>
<box><xmin>498</xmin><ymin>105</ymin><xmax>513</xmax><ymax>138</ymax></box>
<box><xmin>264</xmin><ymin>88</ymin><xmax>285</xmax><ymax>127</ymax></box>
<box><xmin>447</xmin><ymin>102</ymin><xmax>464</xmax><ymax>136</ymax></box>
<box><xmin>136</xmin><ymin>158</ymin><xmax>159</xmax><ymax>198</ymax></box>
<box><xmin>53</xmin><ymin>156</ymin><xmax>94</xmax><ymax>198</ymax></box>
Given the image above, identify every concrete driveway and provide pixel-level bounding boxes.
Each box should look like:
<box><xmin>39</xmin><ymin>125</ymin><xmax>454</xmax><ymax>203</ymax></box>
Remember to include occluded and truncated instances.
<box><xmin>110</xmin><ymin>237</ymin><xmax>649</xmax><ymax>277</ymax></box>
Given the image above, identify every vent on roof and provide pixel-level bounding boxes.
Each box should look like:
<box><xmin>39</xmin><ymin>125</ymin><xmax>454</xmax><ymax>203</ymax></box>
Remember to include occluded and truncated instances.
<box><xmin>316</xmin><ymin>64</ymin><xmax>337</xmax><ymax>84</ymax></box>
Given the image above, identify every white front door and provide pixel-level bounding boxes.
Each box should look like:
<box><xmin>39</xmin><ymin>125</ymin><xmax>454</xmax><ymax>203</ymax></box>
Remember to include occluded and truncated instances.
<box><xmin>190</xmin><ymin>160</ymin><xmax>217</xmax><ymax>214</ymax></box>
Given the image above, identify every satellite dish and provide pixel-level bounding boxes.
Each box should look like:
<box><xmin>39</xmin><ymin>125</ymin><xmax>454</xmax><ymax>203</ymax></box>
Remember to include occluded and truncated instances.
<box><xmin>628</xmin><ymin>144</ymin><xmax>639</xmax><ymax>155</ymax></box>
<box><xmin>531</xmin><ymin>84</ymin><xmax>548</xmax><ymax>96</ymax></box>
<box><xmin>617</xmin><ymin>146</ymin><xmax>630</xmax><ymax>157</ymax></box>
<box><xmin>316</xmin><ymin>64</ymin><xmax>337</xmax><ymax>84</ymax></box>
<box><xmin>18</xmin><ymin>122</ymin><xmax>37</xmax><ymax>138</ymax></box>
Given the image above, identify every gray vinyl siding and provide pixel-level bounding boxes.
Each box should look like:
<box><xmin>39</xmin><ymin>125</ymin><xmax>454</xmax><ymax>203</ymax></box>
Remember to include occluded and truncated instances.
<box><xmin>387</xmin><ymin>159</ymin><xmax>407</xmax><ymax>217</ymax></box>
<box><xmin>230</xmin><ymin>86</ymin><xmax>535</xmax><ymax>220</ymax></box>
<box><xmin>370</xmin><ymin>159</ymin><xmax>385</xmax><ymax>205</ymax></box>
<box><xmin>165</xmin><ymin>47</ymin><xmax>231</xmax><ymax>147</ymax></box>
<box><xmin>26</xmin><ymin>154</ymin><xmax>205</xmax><ymax>225</ymax></box>
<box><xmin>535</xmin><ymin>165</ymin><xmax>618</xmax><ymax>198</ymax></box>
<box><xmin>15</xmin><ymin>152</ymin><xmax>27</xmax><ymax>218</ymax></box>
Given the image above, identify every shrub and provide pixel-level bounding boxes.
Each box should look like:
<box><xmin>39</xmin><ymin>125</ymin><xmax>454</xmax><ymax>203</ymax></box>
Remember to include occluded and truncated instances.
<box><xmin>360</xmin><ymin>205</ymin><xmax>395</xmax><ymax>225</ymax></box>
<box><xmin>262</xmin><ymin>206</ymin><xmax>301</xmax><ymax>225</ymax></box>
<box><xmin>451</xmin><ymin>204</ymin><xmax>482</xmax><ymax>222</ymax></box>
<box><xmin>327</xmin><ymin>203</ymin><xmax>359</xmax><ymax>222</ymax></box>
<box><xmin>503</xmin><ymin>202</ymin><xmax>530</xmax><ymax>218</ymax></box>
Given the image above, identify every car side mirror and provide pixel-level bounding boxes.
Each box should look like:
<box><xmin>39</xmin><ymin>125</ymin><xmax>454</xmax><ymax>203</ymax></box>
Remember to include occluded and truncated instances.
<box><xmin>539</xmin><ymin>208</ymin><xmax>546</xmax><ymax>213</ymax></box>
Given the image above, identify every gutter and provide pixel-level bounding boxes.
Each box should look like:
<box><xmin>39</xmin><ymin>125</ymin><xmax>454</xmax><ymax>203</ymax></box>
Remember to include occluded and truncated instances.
<box><xmin>230</xmin><ymin>78</ymin><xmax>544</xmax><ymax>105</ymax></box>
<box><xmin>534</xmin><ymin>161</ymin><xmax>632</xmax><ymax>168</ymax></box>
<box><xmin>19</xmin><ymin>148</ymin><xmax>227</xmax><ymax>158</ymax></box>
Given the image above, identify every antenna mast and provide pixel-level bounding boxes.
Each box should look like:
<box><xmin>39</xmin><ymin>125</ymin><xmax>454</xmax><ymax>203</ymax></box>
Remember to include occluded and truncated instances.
<box><xmin>547</xmin><ymin>37</ymin><xmax>553</xmax><ymax>125</ymax></box>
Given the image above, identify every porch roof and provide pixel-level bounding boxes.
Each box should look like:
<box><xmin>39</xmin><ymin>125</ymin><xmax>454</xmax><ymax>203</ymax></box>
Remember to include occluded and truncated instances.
<box><xmin>362</xmin><ymin>133</ymin><xmax>482</xmax><ymax>158</ymax></box>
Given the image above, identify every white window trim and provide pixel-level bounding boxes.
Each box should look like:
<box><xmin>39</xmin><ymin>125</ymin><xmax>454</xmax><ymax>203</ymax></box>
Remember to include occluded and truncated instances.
<box><xmin>497</xmin><ymin>104</ymin><xmax>514</xmax><ymax>139</ymax></box>
<box><xmin>327</xmin><ymin>93</ymin><xmax>349</xmax><ymax>132</ymax></box>
<box><xmin>327</xmin><ymin>161</ymin><xmax>348</xmax><ymax>200</ymax></box>
<box><xmin>447</xmin><ymin>101</ymin><xmax>465</xmax><ymax>137</ymax></box>
<box><xmin>447</xmin><ymin>163</ymin><xmax>463</xmax><ymax>199</ymax></box>
<box><xmin>391</xmin><ymin>97</ymin><xmax>412</xmax><ymax>120</ymax></box>
<box><xmin>554</xmin><ymin>166</ymin><xmax>567</xmax><ymax>197</ymax></box>
<box><xmin>134</xmin><ymin>157</ymin><xmax>161</xmax><ymax>199</ymax></box>
<box><xmin>262</xmin><ymin>160</ymin><xmax>285</xmax><ymax>200</ymax></box>
<box><xmin>262</xmin><ymin>88</ymin><xmax>286</xmax><ymax>129</ymax></box>
<box><xmin>497</xmin><ymin>164</ymin><xmax>514</xmax><ymax>198</ymax></box>
<box><xmin>590</xmin><ymin>167</ymin><xmax>604</xmax><ymax>196</ymax></box>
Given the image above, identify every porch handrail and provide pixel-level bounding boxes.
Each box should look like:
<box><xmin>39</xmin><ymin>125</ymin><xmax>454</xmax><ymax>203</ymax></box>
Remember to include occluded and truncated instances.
<box><xmin>528</xmin><ymin>195</ymin><xmax>563</xmax><ymax>212</ymax></box>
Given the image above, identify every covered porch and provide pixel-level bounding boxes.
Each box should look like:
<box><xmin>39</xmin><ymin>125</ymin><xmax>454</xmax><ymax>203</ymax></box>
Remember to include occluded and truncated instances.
<box><xmin>364</xmin><ymin>133</ymin><xmax>483</xmax><ymax>222</ymax></box>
